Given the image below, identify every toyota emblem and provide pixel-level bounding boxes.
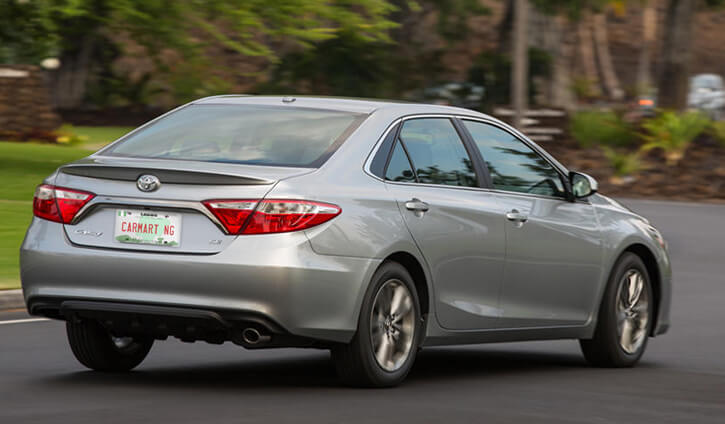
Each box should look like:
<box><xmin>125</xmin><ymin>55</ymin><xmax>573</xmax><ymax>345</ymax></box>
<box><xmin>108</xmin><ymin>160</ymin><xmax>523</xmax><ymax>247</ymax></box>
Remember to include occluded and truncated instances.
<box><xmin>136</xmin><ymin>174</ymin><xmax>161</xmax><ymax>192</ymax></box>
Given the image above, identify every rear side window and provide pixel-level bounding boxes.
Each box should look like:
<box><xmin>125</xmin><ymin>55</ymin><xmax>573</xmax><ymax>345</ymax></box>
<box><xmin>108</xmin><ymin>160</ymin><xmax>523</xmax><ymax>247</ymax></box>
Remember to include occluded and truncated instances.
<box><xmin>385</xmin><ymin>141</ymin><xmax>416</xmax><ymax>182</ymax></box>
<box><xmin>103</xmin><ymin>104</ymin><xmax>365</xmax><ymax>167</ymax></box>
<box><xmin>398</xmin><ymin>118</ymin><xmax>477</xmax><ymax>187</ymax></box>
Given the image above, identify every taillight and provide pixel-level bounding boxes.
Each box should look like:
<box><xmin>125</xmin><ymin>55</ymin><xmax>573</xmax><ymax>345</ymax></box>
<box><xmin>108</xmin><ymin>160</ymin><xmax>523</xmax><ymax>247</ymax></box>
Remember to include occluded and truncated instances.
<box><xmin>203</xmin><ymin>199</ymin><xmax>341</xmax><ymax>235</ymax></box>
<box><xmin>33</xmin><ymin>184</ymin><xmax>95</xmax><ymax>224</ymax></box>
<box><xmin>244</xmin><ymin>200</ymin><xmax>342</xmax><ymax>234</ymax></box>
<box><xmin>201</xmin><ymin>200</ymin><xmax>257</xmax><ymax>234</ymax></box>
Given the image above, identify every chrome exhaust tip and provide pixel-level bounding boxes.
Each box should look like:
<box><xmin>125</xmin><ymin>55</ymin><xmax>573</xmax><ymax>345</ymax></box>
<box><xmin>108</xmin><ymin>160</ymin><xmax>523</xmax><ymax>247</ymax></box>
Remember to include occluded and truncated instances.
<box><xmin>241</xmin><ymin>327</ymin><xmax>270</xmax><ymax>345</ymax></box>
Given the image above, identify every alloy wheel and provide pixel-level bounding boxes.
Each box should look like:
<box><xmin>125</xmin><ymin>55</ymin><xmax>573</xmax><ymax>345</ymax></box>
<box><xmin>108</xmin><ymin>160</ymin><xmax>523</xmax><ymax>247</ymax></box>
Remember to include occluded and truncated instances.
<box><xmin>369</xmin><ymin>279</ymin><xmax>416</xmax><ymax>372</ymax></box>
<box><xmin>616</xmin><ymin>269</ymin><xmax>650</xmax><ymax>354</ymax></box>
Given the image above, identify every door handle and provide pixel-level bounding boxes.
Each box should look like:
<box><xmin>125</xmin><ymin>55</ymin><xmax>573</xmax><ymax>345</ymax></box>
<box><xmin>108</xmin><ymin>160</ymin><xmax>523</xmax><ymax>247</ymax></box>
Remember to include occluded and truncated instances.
<box><xmin>505</xmin><ymin>209</ymin><xmax>528</xmax><ymax>223</ymax></box>
<box><xmin>405</xmin><ymin>198</ymin><xmax>429</xmax><ymax>212</ymax></box>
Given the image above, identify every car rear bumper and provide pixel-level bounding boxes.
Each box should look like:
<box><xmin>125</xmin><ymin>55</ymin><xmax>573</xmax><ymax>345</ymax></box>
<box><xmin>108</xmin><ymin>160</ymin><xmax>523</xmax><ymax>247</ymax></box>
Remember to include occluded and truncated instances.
<box><xmin>21</xmin><ymin>218</ymin><xmax>380</xmax><ymax>343</ymax></box>
<box><xmin>34</xmin><ymin>298</ymin><xmax>316</xmax><ymax>348</ymax></box>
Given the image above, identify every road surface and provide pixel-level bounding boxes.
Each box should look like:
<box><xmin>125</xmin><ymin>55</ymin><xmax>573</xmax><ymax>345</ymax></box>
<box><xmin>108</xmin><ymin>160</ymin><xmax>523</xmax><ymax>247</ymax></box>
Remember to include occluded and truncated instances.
<box><xmin>1</xmin><ymin>199</ymin><xmax>723</xmax><ymax>423</ymax></box>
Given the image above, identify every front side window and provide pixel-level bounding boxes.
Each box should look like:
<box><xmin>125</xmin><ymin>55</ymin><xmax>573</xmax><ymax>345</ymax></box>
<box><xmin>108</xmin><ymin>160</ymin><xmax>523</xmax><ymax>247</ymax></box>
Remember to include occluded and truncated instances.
<box><xmin>463</xmin><ymin>120</ymin><xmax>565</xmax><ymax>197</ymax></box>
<box><xmin>398</xmin><ymin>118</ymin><xmax>477</xmax><ymax>187</ymax></box>
<box><xmin>103</xmin><ymin>104</ymin><xmax>365</xmax><ymax>167</ymax></box>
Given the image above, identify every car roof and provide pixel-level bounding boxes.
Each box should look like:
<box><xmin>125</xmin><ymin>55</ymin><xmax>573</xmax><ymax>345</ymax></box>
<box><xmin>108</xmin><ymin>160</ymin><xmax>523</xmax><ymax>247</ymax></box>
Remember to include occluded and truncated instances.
<box><xmin>192</xmin><ymin>95</ymin><xmax>490</xmax><ymax>118</ymax></box>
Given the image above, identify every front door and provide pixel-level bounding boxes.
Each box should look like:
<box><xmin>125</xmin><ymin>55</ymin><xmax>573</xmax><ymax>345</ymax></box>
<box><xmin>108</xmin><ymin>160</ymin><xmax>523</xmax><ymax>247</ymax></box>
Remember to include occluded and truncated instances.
<box><xmin>461</xmin><ymin>119</ymin><xmax>603</xmax><ymax>328</ymax></box>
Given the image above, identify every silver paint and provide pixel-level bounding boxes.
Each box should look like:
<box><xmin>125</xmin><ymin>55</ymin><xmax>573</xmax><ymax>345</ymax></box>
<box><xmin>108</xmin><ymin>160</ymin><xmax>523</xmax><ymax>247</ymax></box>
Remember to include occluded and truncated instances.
<box><xmin>20</xmin><ymin>96</ymin><xmax>672</xmax><ymax>347</ymax></box>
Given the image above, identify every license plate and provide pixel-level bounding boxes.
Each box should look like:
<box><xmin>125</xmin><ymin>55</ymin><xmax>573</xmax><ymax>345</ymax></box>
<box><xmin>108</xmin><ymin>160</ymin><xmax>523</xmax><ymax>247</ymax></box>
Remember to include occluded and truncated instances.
<box><xmin>114</xmin><ymin>209</ymin><xmax>181</xmax><ymax>247</ymax></box>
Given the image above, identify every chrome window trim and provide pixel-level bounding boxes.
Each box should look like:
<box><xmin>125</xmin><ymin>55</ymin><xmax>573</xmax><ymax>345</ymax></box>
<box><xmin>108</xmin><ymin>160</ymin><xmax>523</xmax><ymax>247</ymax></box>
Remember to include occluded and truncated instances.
<box><xmin>381</xmin><ymin>179</ymin><xmax>572</xmax><ymax>202</ymax></box>
<box><xmin>363</xmin><ymin>113</ymin><xmax>579</xmax><ymax>203</ymax></box>
<box><xmin>69</xmin><ymin>195</ymin><xmax>229</xmax><ymax>235</ymax></box>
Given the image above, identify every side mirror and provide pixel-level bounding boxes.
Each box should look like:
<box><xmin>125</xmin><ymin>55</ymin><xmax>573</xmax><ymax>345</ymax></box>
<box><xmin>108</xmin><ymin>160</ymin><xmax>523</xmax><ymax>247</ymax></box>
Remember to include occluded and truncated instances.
<box><xmin>569</xmin><ymin>172</ymin><xmax>598</xmax><ymax>199</ymax></box>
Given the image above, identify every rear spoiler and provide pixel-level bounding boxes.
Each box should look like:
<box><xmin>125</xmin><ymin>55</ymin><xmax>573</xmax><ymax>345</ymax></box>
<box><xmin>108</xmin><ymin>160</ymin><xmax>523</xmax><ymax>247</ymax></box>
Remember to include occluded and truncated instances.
<box><xmin>60</xmin><ymin>164</ymin><xmax>273</xmax><ymax>185</ymax></box>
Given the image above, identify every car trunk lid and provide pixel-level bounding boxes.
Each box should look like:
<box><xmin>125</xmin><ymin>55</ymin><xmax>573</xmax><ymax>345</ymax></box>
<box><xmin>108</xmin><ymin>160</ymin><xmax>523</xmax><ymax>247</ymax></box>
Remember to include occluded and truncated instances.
<box><xmin>55</xmin><ymin>156</ymin><xmax>314</xmax><ymax>254</ymax></box>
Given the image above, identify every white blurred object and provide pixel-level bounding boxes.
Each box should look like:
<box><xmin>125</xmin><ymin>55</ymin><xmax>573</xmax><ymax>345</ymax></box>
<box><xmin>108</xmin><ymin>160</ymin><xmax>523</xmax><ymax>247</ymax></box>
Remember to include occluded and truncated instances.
<box><xmin>40</xmin><ymin>58</ymin><xmax>61</xmax><ymax>70</ymax></box>
<box><xmin>688</xmin><ymin>74</ymin><xmax>725</xmax><ymax>120</ymax></box>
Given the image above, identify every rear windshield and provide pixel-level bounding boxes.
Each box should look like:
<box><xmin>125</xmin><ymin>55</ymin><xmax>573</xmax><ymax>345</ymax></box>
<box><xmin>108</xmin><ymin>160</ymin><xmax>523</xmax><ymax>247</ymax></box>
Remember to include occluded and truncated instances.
<box><xmin>102</xmin><ymin>104</ymin><xmax>366</xmax><ymax>167</ymax></box>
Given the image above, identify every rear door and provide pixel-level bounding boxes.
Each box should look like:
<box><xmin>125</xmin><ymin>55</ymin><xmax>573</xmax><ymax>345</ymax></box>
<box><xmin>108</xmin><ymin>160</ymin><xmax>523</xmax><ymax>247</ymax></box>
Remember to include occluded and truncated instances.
<box><xmin>383</xmin><ymin>117</ymin><xmax>506</xmax><ymax>330</ymax></box>
<box><xmin>460</xmin><ymin>119</ymin><xmax>603</xmax><ymax>328</ymax></box>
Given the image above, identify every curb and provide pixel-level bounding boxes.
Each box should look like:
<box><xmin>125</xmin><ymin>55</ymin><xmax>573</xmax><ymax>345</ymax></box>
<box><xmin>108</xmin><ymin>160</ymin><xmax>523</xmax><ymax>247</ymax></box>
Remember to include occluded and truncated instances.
<box><xmin>0</xmin><ymin>289</ymin><xmax>25</xmax><ymax>311</ymax></box>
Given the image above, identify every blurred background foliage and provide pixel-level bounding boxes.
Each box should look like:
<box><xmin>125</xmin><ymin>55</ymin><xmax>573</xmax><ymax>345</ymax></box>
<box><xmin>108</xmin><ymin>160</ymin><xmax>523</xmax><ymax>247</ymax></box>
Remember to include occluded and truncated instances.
<box><xmin>0</xmin><ymin>0</ymin><xmax>493</xmax><ymax>107</ymax></box>
<box><xmin>467</xmin><ymin>47</ymin><xmax>551</xmax><ymax>109</ymax></box>
<box><xmin>570</xmin><ymin>110</ymin><xmax>635</xmax><ymax>148</ymax></box>
<box><xmin>3</xmin><ymin>0</ymin><xmax>725</xmax><ymax>111</ymax></box>
<box><xmin>2</xmin><ymin>0</ymin><xmax>725</xmax><ymax>170</ymax></box>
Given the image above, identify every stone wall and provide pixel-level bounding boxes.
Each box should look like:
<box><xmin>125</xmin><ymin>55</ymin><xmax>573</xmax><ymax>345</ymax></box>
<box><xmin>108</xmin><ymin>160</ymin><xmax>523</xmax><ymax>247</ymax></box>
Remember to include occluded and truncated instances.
<box><xmin>0</xmin><ymin>65</ymin><xmax>60</xmax><ymax>137</ymax></box>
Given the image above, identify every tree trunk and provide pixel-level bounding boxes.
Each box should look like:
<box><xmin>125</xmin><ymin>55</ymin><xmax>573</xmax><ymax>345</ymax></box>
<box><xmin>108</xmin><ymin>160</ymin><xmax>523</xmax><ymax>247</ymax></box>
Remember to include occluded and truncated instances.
<box><xmin>528</xmin><ymin>7</ymin><xmax>576</xmax><ymax>109</ymax></box>
<box><xmin>636</xmin><ymin>0</ymin><xmax>657</xmax><ymax>94</ymax></box>
<box><xmin>593</xmin><ymin>12</ymin><xmax>624</xmax><ymax>100</ymax></box>
<box><xmin>50</xmin><ymin>35</ymin><xmax>96</xmax><ymax>109</ymax></box>
<box><xmin>658</xmin><ymin>0</ymin><xmax>697</xmax><ymax>110</ymax></box>
<box><xmin>511</xmin><ymin>0</ymin><xmax>529</xmax><ymax>128</ymax></box>
<box><xmin>578</xmin><ymin>11</ymin><xmax>601</xmax><ymax>97</ymax></box>
<box><xmin>549</xmin><ymin>17</ymin><xmax>577</xmax><ymax>110</ymax></box>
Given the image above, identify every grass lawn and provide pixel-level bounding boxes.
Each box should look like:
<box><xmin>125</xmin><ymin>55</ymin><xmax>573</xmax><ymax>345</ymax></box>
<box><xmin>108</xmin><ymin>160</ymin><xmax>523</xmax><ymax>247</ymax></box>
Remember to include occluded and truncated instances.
<box><xmin>0</xmin><ymin>126</ymin><xmax>131</xmax><ymax>290</ymax></box>
<box><xmin>69</xmin><ymin>126</ymin><xmax>133</xmax><ymax>149</ymax></box>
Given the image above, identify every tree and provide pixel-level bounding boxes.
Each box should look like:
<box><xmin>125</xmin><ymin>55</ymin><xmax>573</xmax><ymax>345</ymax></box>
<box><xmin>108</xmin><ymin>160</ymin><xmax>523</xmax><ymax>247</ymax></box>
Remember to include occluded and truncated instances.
<box><xmin>636</xmin><ymin>0</ymin><xmax>656</xmax><ymax>94</ymax></box>
<box><xmin>0</xmin><ymin>1</ymin><xmax>59</xmax><ymax>65</ymax></box>
<box><xmin>577</xmin><ymin>10</ymin><xmax>601</xmax><ymax>98</ymax></box>
<box><xmin>657</xmin><ymin>0</ymin><xmax>698</xmax><ymax>109</ymax></box>
<box><xmin>256</xmin><ymin>1</ymin><xmax>490</xmax><ymax>99</ymax></box>
<box><xmin>592</xmin><ymin>9</ymin><xmax>623</xmax><ymax>100</ymax></box>
<box><xmin>0</xmin><ymin>0</ymin><xmax>396</xmax><ymax>108</ymax></box>
<box><xmin>658</xmin><ymin>0</ymin><xmax>725</xmax><ymax>109</ymax></box>
<box><xmin>511</xmin><ymin>0</ymin><xmax>529</xmax><ymax>128</ymax></box>
<box><xmin>528</xmin><ymin>0</ymin><xmax>625</xmax><ymax>106</ymax></box>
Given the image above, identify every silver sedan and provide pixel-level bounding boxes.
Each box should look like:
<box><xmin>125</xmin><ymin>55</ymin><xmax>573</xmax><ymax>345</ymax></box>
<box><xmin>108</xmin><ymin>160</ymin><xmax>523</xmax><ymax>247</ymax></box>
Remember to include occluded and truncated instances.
<box><xmin>20</xmin><ymin>96</ymin><xmax>671</xmax><ymax>387</ymax></box>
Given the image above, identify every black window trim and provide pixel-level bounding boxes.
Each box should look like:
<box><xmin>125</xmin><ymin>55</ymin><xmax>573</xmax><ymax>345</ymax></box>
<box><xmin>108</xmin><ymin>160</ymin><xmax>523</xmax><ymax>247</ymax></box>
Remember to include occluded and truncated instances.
<box><xmin>382</xmin><ymin>132</ymin><xmax>419</xmax><ymax>184</ymax></box>
<box><xmin>370</xmin><ymin>122</ymin><xmax>401</xmax><ymax>178</ymax></box>
<box><xmin>396</xmin><ymin>136</ymin><xmax>420</xmax><ymax>182</ymax></box>
<box><xmin>451</xmin><ymin>118</ymin><xmax>492</xmax><ymax>189</ymax></box>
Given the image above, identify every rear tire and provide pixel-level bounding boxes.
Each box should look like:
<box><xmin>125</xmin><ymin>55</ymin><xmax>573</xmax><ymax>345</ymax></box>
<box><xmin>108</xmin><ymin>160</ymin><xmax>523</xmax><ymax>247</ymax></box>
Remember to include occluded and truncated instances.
<box><xmin>580</xmin><ymin>252</ymin><xmax>653</xmax><ymax>367</ymax></box>
<box><xmin>332</xmin><ymin>261</ymin><xmax>422</xmax><ymax>387</ymax></box>
<box><xmin>66</xmin><ymin>319</ymin><xmax>153</xmax><ymax>372</ymax></box>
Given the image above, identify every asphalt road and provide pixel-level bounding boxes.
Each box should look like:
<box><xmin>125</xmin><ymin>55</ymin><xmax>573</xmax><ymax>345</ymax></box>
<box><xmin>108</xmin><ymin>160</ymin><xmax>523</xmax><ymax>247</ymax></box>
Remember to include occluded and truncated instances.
<box><xmin>1</xmin><ymin>199</ymin><xmax>723</xmax><ymax>423</ymax></box>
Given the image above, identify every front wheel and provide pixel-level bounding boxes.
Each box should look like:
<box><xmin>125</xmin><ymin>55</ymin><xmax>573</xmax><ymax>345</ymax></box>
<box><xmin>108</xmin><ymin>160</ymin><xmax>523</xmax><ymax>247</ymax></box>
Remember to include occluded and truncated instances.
<box><xmin>66</xmin><ymin>319</ymin><xmax>153</xmax><ymax>372</ymax></box>
<box><xmin>580</xmin><ymin>252</ymin><xmax>653</xmax><ymax>367</ymax></box>
<box><xmin>332</xmin><ymin>261</ymin><xmax>422</xmax><ymax>387</ymax></box>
